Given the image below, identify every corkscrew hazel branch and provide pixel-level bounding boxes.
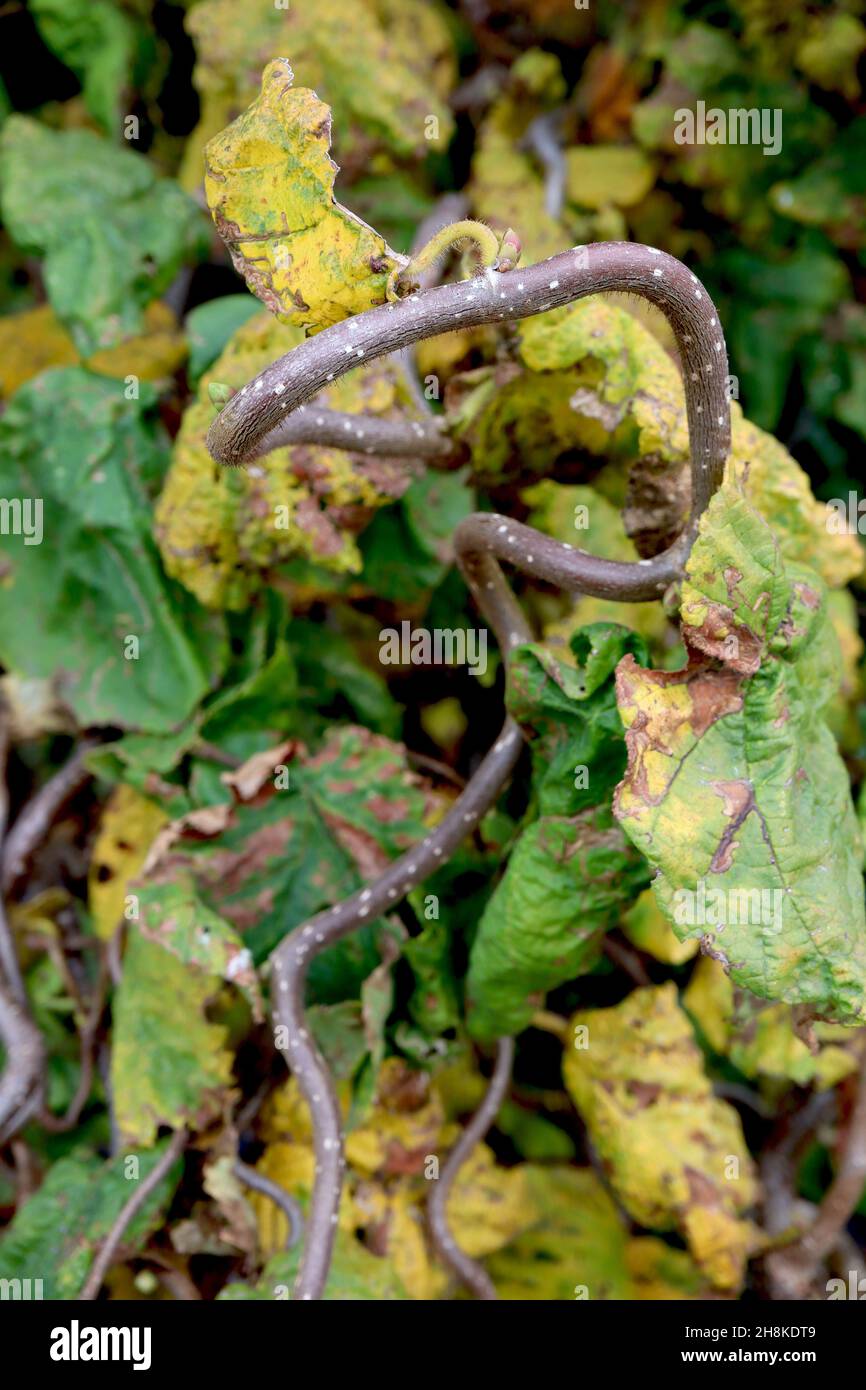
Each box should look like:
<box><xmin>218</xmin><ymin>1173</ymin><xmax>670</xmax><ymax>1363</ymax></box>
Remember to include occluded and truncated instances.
<box><xmin>428</xmin><ymin>1036</ymin><xmax>515</xmax><ymax>1299</ymax></box>
<box><xmin>208</xmin><ymin>394</ymin><xmax>456</xmax><ymax>465</ymax></box>
<box><xmin>208</xmin><ymin>241</ymin><xmax>731</xmax><ymax>1301</ymax></box>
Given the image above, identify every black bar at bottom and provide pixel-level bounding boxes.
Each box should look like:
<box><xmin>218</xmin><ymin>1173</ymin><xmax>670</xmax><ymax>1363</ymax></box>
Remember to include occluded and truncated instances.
<box><xmin>0</xmin><ymin>1294</ymin><xmax>859</xmax><ymax>1377</ymax></box>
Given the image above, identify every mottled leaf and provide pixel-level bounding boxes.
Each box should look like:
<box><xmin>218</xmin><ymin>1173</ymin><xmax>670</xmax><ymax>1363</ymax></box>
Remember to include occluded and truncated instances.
<box><xmin>563</xmin><ymin>984</ymin><xmax>759</xmax><ymax>1291</ymax></box>
<box><xmin>111</xmin><ymin>926</ymin><xmax>236</xmax><ymax>1147</ymax></box>
<box><xmin>183</xmin><ymin>0</ymin><xmax>455</xmax><ymax>187</ymax></box>
<box><xmin>131</xmin><ymin>729</ymin><xmax>449</xmax><ymax>994</ymax></box>
<box><xmin>204</xmin><ymin>60</ymin><xmax>403</xmax><ymax>330</ymax></box>
<box><xmin>450</xmin><ymin>294</ymin><xmax>862</xmax><ymax>586</ymax></box>
<box><xmin>684</xmin><ymin>955</ymin><xmax>860</xmax><ymax>1089</ymax></box>
<box><xmin>88</xmin><ymin>785</ymin><xmax>169</xmax><ymax>942</ymax></box>
<box><xmin>614</xmin><ymin>462</ymin><xmax>866</xmax><ymax>1024</ymax></box>
<box><xmin>156</xmin><ymin>310</ymin><xmax>425</xmax><ymax>608</ymax></box>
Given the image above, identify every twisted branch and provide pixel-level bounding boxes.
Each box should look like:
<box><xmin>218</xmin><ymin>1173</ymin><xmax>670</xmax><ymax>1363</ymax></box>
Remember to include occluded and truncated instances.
<box><xmin>234</xmin><ymin>1158</ymin><xmax>305</xmax><ymax>1252</ymax></box>
<box><xmin>765</xmin><ymin>1050</ymin><xmax>866</xmax><ymax>1298</ymax></box>
<box><xmin>245</xmin><ymin>403</ymin><xmax>455</xmax><ymax>464</ymax></box>
<box><xmin>428</xmin><ymin>1036</ymin><xmax>515</xmax><ymax>1299</ymax></box>
<box><xmin>208</xmin><ymin>241</ymin><xmax>730</xmax><ymax>1299</ymax></box>
<box><xmin>78</xmin><ymin>1128</ymin><xmax>188</xmax><ymax>1301</ymax></box>
<box><xmin>1</xmin><ymin>741</ymin><xmax>94</xmax><ymax>895</ymax></box>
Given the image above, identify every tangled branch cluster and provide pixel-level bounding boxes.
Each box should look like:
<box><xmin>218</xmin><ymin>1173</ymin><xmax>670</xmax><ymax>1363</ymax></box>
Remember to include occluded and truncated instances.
<box><xmin>208</xmin><ymin>240</ymin><xmax>731</xmax><ymax>1299</ymax></box>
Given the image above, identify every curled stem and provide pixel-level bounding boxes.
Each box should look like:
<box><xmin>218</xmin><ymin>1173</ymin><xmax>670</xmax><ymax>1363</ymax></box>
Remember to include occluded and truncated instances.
<box><xmin>234</xmin><ymin>1158</ymin><xmax>305</xmax><ymax>1252</ymax></box>
<box><xmin>78</xmin><ymin>1127</ymin><xmax>188</xmax><ymax>1301</ymax></box>
<box><xmin>386</xmin><ymin>219</ymin><xmax>520</xmax><ymax>302</ymax></box>
<box><xmin>2</xmin><ymin>742</ymin><xmax>94</xmax><ymax>895</ymax></box>
<box><xmin>427</xmin><ymin>1036</ymin><xmax>515</xmax><ymax>1299</ymax></box>
<box><xmin>208</xmin><ymin>239</ymin><xmax>730</xmax><ymax>1300</ymax></box>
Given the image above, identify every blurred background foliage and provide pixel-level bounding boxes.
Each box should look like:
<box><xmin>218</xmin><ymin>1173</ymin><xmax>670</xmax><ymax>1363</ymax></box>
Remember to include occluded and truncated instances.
<box><xmin>1</xmin><ymin>0</ymin><xmax>864</xmax><ymax>492</ymax></box>
<box><xmin>1</xmin><ymin>0</ymin><xmax>866</xmax><ymax>1301</ymax></box>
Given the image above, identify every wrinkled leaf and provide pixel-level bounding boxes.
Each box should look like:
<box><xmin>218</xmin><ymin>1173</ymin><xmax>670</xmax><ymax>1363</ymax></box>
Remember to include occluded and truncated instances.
<box><xmin>0</xmin><ymin>1143</ymin><xmax>182</xmax><ymax>1298</ymax></box>
<box><xmin>466</xmin><ymin>625</ymin><xmax>651</xmax><ymax>1040</ymax></box>
<box><xmin>563</xmin><ymin>984</ymin><xmax>759</xmax><ymax>1291</ymax></box>
<box><xmin>614</xmin><ymin>462</ymin><xmax>866</xmax><ymax>1025</ymax></box>
<box><xmin>204</xmin><ymin>60</ymin><xmax>402</xmax><ymax>330</ymax></box>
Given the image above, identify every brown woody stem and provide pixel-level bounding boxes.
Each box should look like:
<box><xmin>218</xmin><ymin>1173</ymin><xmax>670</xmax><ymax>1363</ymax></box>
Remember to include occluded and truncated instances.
<box><xmin>207</xmin><ymin>241</ymin><xmax>731</xmax><ymax>1300</ymax></box>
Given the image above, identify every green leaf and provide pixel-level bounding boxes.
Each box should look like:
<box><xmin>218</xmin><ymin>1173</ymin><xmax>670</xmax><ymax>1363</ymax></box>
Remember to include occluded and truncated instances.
<box><xmin>404</xmin><ymin>915</ymin><xmax>461</xmax><ymax>1036</ymax></box>
<box><xmin>0</xmin><ymin>1144</ymin><xmax>182</xmax><ymax>1298</ymax></box>
<box><xmin>486</xmin><ymin>1166</ymin><xmax>634</xmax><ymax>1301</ymax></box>
<box><xmin>288</xmin><ymin>616</ymin><xmax>402</xmax><ymax>740</ymax></box>
<box><xmin>307</xmin><ymin>1001</ymin><xmax>369</xmax><ymax>1082</ymax></box>
<box><xmin>614</xmin><ymin>461</ymin><xmax>866</xmax><ymax>1024</ymax></box>
<box><xmin>132</xmin><ymin>729</ymin><xmax>449</xmax><ymax>999</ymax></box>
<box><xmin>218</xmin><ymin>1229</ymin><xmax>406</xmax><ymax>1301</ymax></box>
<box><xmin>771</xmin><ymin>120</ymin><xmax>866</xmax><ymax>247</ymax></box>
<box><xmin>508</xmin><ymin>623</ymin><xmax>649</xmax><ymax>816</ymax></box>
<box><xmin>185</xmin><ymin>295</ymin><xmax>262</xmax><ymax>385</ymax></box>
<box><xmin>0</xmin><ymin>118</ymin><xmax>209</xmax><ymax>355</ymax></box>
<box><xmin>359</xmin><ymin>471</ymin><xmax>475</xmax><ymax>602</ymax></box>
<box><xmin>0</xmin><ymin>368</ymin><xmax>226</xmax><ymax>732</ymax></box>
<box><xmin>467</xmin><ymin>809</ymin><xmax>649</xmax><ymax>1041</ymax></box>
<box><xmin>466</xmin><ymin>625</ymin><xmax>651</xmax><ymax>1041</ymax></box>
<box><xmin>111</xmin><ymin>926</ymin><xmax>236</xmax><ymax>1147</ymax></box>
<box><xmin>29</xmin><ymin>0</ymin><xmax>144</xmax><ymax>135</ymax></box>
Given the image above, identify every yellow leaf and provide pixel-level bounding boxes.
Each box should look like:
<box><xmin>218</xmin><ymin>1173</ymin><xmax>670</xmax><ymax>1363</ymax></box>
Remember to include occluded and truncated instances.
<box><xmin>355</xmin><ymin>1183</ymin><xmax>445</xmax><ymax>1300</ymax></box>
<box><xmin>623</xmin><ymin>887</ymin><xmax>699</xmax><ymax>966</ymax></box>
<box><xmin>182</xmin><ymin>0</ymin><xmax>455</xmax><ymax>189</ymax></box>
<box><xmin>563</xmin><ymin>983</ymin><xmax>759</xmax><ymax>1291</ymax></box>
<box><xmin>156</xmin><ymin>309</ymin><xmax>422</xmax><ymax>609</ymax></box>
<box><xmin>683</xmin><ymin>955</ymin><xmax>860</xmax><ymax>1090</ymax></box>
<box><xmin>88</xmin><ymin>786</ymin><xmax>169</xmax><ymax>942</ymax></box>
<box><xmin>565</xmin><ymin>145</ymin><xmax>656</xmax><ymax>210</ymax></box>
<box><xmin>0</xmin><ymin>302</ymin><xmax>187</xmax><ymax>401</ymax></box>
<box><xmin>204</xmin><ymin>59</ymin><xmax>402</xmax><ymax>331</ymax></box>
<box><xmin>445</xmin><ymin>1144</ymin><xmax>538</xmax><ymax>1259</ymax></box>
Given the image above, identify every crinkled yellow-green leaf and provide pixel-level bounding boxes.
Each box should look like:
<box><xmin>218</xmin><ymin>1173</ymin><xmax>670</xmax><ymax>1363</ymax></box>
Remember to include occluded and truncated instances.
<box><xmin>615</xmin><ymin>462</ymin><xmax>866</xmax><ymax>1024</ymax></box>
<box><xmin>204</xmin><ymin>59</ymin><xmax>402</xmax><ymax>330</ymax></box>
<box><xmin>563</xmin><ymin>984</ymin><xmax>758</xmax><ymax>1291</ymax></box>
